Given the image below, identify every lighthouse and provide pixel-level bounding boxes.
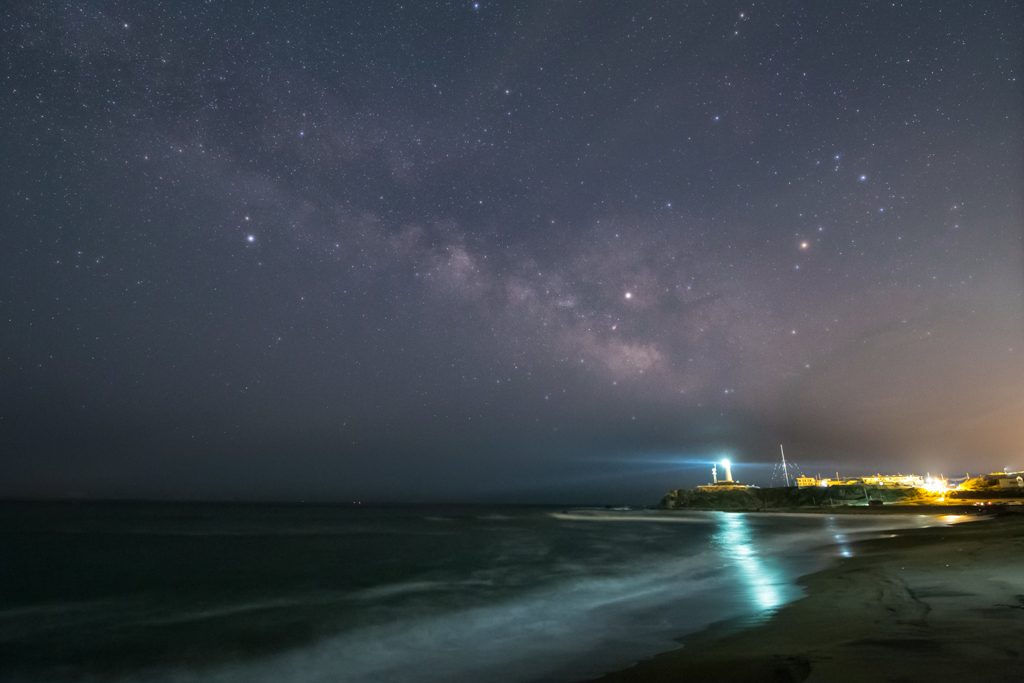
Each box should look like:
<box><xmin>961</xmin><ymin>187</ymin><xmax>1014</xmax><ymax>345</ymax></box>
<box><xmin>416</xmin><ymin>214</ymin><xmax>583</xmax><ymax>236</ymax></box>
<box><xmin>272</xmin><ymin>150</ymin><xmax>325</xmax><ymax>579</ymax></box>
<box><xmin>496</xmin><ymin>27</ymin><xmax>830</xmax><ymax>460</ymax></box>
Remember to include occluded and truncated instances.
<box><xmin>697</xmin><ymin>457</ymin><xmax>755</xmax><ymax>491</ymax></box>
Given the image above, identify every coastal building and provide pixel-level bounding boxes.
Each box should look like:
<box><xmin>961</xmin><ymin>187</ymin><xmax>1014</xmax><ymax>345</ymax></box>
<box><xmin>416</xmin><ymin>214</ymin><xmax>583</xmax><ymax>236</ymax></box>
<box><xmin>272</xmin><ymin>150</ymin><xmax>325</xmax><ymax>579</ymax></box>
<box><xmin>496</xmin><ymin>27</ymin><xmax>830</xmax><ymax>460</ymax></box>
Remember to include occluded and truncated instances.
<box><xmin>791</xmin><ymin>473</ymin><xmax>940</xmax><ymax>490</ymax></box>
<box><xmin>861</xmin><ymin>474</ymin><xmax>925</xmax><ymax>488</ymax></box>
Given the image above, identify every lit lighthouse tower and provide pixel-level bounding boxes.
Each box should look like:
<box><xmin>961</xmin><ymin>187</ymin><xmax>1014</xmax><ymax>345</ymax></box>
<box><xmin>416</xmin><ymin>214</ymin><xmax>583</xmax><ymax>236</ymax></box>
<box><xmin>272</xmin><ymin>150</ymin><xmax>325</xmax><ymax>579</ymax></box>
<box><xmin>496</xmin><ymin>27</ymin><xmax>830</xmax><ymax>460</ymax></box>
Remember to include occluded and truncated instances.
<box><xmin>698</xmin><ymin>457</ymin><xmax>753</xmax><ymax>492</ymax></box>
<box><xmin>696</xmin><ymin>458</ymin><xmax>753</xmax><ymax>491</ymax></box>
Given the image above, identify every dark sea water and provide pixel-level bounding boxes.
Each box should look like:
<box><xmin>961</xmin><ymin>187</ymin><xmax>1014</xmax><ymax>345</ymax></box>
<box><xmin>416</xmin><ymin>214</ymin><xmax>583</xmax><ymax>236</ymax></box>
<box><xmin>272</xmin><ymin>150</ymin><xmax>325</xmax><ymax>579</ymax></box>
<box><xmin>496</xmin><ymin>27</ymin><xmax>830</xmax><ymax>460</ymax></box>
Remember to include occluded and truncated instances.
<box><xmin>0</xmin><ymin>502</ymin><xmax>964</xmax><ymax>682</ymax></box>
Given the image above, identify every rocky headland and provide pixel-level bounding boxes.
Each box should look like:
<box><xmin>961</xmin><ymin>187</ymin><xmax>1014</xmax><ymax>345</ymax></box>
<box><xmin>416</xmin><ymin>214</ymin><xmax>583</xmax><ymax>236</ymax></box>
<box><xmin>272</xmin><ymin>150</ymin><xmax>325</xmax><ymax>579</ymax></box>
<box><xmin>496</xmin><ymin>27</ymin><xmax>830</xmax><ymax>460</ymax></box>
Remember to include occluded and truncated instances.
<box><xmin>658</xmin><ymin>483</ymin><xmax>932</xmax><ymax>511</ymax></box>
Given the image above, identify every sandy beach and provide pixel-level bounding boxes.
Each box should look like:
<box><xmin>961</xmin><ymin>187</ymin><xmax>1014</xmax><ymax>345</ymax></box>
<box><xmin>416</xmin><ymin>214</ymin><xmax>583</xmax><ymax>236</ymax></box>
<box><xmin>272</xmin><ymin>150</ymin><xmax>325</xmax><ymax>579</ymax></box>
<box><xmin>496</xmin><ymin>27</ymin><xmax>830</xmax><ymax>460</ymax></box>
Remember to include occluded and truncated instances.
<box><xmin>590</xmin><ymin>510</ymin><xmax>1024</xmax><ymax>683</ymax></box>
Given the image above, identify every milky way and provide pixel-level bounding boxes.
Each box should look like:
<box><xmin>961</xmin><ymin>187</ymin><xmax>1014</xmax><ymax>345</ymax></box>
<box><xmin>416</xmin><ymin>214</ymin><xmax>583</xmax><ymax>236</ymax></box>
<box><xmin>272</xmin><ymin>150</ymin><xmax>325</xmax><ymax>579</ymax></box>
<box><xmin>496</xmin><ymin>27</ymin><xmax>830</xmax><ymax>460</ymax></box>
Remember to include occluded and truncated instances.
<box><xmin>2</xmin><ymin>1</ymin><xmax>1021</xmax><ymax>502</ymax></box>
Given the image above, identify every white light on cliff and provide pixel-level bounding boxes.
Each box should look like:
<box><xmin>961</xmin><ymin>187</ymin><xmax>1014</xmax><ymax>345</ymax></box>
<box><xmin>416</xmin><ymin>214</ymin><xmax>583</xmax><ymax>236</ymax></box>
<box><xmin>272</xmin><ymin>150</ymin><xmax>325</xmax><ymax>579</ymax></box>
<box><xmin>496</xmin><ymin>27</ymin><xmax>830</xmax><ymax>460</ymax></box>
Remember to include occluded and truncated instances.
<box><xmin>721</xmin><ymin>459</ymin><xmax>733</xmax><ymax>482</ymax></box>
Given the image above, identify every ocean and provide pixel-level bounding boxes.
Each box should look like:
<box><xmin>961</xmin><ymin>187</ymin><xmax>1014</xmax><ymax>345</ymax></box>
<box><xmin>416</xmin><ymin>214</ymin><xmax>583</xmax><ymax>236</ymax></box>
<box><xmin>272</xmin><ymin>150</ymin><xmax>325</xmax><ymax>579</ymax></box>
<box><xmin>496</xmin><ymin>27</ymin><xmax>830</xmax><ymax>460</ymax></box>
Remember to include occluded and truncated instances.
<box><xmin>0</xmin><ymin>502</ymin><xmax>965</xmax><ymax>682</ymax></box>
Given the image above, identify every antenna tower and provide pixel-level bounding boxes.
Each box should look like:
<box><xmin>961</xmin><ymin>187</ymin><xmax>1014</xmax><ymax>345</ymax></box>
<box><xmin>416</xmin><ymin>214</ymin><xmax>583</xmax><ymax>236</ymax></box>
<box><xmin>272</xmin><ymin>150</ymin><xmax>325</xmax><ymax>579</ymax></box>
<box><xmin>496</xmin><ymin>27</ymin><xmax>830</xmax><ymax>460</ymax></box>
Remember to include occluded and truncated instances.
<box><xmin>780</xmin><ymin>444</ymin><xmax>790</xmax><ymax>487</ymax></box>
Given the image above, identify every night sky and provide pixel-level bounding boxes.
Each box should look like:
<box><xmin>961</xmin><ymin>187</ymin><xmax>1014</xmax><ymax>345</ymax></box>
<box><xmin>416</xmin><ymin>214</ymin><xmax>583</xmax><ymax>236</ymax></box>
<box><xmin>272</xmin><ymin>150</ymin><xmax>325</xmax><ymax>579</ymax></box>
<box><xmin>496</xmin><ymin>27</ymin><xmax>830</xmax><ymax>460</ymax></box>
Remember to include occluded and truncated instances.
<box><xmin>2</xmin><ymin>1</ymin><xmax>1021</xmax><ymax>503</ymax></box>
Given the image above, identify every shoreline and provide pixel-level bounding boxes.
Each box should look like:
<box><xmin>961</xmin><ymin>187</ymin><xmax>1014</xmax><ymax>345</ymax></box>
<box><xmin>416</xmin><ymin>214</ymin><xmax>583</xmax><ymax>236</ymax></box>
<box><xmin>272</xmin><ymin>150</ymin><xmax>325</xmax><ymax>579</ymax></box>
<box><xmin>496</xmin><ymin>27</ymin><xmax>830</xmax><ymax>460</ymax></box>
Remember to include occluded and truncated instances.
<box><xmin>587</xmin><ymin>510</ymin><xmax>1024</xmax><ymax>683</ymax></box>
<box><xmin>663</xmin><ymin>503</ymin><xmax>1010</xmax><ymax>515</ymax></box>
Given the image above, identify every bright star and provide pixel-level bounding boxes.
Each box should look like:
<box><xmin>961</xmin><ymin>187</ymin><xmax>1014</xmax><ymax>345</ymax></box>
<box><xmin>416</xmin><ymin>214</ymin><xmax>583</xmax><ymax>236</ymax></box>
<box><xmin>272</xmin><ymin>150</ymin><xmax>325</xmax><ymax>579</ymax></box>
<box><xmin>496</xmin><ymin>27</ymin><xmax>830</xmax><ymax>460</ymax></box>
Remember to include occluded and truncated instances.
<box><xmin>624</xmin><ymin>292</ymin><xmax>632</xmax><ymax>299</ymax></box>
<box><xmin>247</xmin><ymin>235</ymin><xmax>255</xmax><ymax>242</ymax></box>
<box><xmin>800</xmin><ymin>242</ymin><xmax>808</xmax><ymax>249</ymax></box>
<box><xmin>859</xmin><ymin>175</ymin><xmax>867</xmax><ymax>181</ymax></box>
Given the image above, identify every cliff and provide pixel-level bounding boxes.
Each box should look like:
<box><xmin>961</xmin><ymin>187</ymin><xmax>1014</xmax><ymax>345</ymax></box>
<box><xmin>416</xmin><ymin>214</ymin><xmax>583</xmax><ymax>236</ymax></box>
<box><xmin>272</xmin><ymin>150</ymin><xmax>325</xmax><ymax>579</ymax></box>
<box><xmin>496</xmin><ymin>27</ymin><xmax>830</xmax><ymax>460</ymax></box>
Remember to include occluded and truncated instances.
<box><xmin>657</xmin><ymin>484</ymin><xmax>932</xmax><ymax>511</ymax></box>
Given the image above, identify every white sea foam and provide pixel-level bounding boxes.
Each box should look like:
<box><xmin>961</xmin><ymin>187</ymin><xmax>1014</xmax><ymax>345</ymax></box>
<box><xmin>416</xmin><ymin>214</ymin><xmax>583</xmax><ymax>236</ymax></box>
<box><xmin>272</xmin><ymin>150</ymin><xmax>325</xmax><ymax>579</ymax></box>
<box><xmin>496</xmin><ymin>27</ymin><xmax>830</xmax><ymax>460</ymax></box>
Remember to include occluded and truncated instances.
<box><xmin>119</xmin><ymin>554</ymin><xmax>728</xmax><ymax>683</ymax></box>
<box><xmin>353</xmin><ymin>579</ymin><xmax>494</xmax><ymax>600</ymax></box>
<box><xmin>550</xmin><ymin>510</ymin><xmax>714</xmax><ymax>522</ymax></box>
<box><xmin>115</xmin><ymin>514</ymin><xmax>850</xmax><ymax>683</ymax></box>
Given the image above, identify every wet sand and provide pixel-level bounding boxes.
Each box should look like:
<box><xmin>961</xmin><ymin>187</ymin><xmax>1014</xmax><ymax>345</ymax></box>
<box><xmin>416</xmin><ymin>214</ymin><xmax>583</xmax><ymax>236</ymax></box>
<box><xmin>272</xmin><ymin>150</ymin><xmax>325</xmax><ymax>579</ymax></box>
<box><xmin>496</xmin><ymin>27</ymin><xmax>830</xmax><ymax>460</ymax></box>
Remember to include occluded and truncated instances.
<box><xmin>589</xmin><ymin>511</ymin><xmax>1024</xmax><ymax>683</ymax></box>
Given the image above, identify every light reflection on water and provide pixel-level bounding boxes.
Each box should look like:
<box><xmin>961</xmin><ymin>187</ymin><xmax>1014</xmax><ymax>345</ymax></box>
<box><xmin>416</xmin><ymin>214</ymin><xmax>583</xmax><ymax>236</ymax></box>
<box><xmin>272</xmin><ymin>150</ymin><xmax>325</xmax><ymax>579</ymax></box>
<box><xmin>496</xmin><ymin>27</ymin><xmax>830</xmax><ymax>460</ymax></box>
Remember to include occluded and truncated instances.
<box><xmin>712</xmin><ymin>513</ymin><xmax>783</xmax><ymax>613</ymax></box>
<box><xmin>824</xmin><ymin>516</ymin><xmax>853</xmax><ymax>557</ymax></box>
